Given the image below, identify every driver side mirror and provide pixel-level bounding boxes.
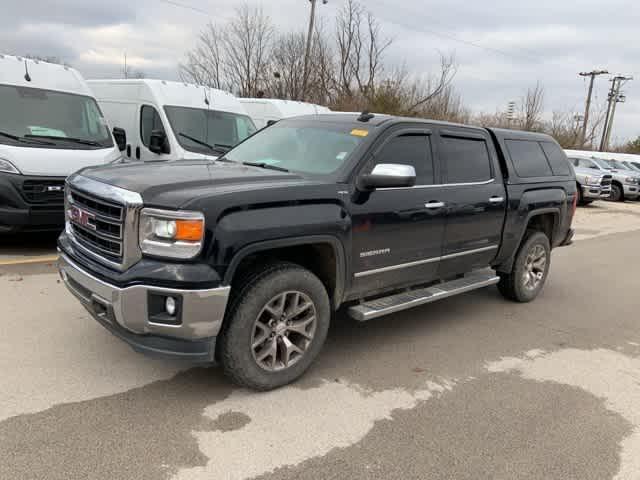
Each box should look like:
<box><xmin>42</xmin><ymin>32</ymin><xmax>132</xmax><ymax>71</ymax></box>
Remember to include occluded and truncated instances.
<box><xmin>149</xmin><ymin>129</ymin><xmax>170</xmax><ymax>155</ymax></box>
<box><xmin>112</xmin><ymin>127</ymin><xmax>127</xmax><ymax>152</ymax></box>
<box><xmin>357</xmin><ymin>164</ymin><xmax>417</xmax><ymax>191</ymax></box>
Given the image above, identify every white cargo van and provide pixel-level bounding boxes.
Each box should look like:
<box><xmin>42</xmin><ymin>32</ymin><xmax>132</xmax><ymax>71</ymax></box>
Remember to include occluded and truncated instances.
<box><xmin>87</xmin><ymin>79</ymin><xmax>257</xmax><ymax>162</ymax></box>
<box><xmin>0</xmin><ymin>54</ymin><xmax>122</xmax><ymax>234</ymax></box>
<box><xmin>239</xmin><ymin>98</ymin><xmax>331</xmax><ymax>129</ymax></box>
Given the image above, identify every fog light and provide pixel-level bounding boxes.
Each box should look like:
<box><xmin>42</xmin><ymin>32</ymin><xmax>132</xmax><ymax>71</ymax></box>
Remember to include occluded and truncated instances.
<box><xmin>165</xmin><ymin>296</ymin><xmax>177</xmax><ymax>316</ymax></box>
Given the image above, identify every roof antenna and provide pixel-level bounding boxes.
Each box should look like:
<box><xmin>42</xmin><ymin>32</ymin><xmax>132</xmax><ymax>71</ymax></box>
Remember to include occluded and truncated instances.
<box><xmin>24</xmin><ymin>60</ymin><xmax>32</xmax><ymax>82</ymax></box>
<box><xmin>358</xmin><ymin>110</ymin><xmax>374</xmax><ymax>122</ymax></box>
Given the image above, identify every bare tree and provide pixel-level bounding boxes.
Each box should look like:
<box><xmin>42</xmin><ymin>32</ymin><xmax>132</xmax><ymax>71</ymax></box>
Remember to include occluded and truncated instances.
<box><xmin>268</xmin><ymin>32</ymin><xmax>307</xmax><ymax>100</ymax></box>
<box><xmin>223</xmin><ymin>4</ymin><xmax>274</xmax><ymax>97</ymax></box>
<box><xmin>404</xmin><ymin>53</ymin><xmax>458</xmax><ymax>112</ymax></box>
<box><xmin>519</xmin><ymin>82</ymin><xmax>545</xmax><ymax>131</ymax></box>
<box><xmin>179</xmin><ymin>22</ymin><xmax>224</xmax><ymax>89</ymax></box>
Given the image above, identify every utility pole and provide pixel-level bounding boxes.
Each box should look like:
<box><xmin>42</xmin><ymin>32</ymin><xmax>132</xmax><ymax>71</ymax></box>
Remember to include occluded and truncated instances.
<box><xmin>600</xmin><ymin>75</ymin><xmax>633</xmax><ymax>151</ymax></box>
<box><xmin>579</xmin><ymin>70</ymin><xmax>608</xmax><ymax>147</ymax></box>
<box><xmin>302</xmin><ymin>0</ymin><xmax>327</xmax><ymax>101</ymax></box>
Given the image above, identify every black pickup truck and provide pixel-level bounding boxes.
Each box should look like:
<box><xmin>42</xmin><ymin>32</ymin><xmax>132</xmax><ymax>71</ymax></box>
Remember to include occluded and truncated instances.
<box><xmin>58</xmin><ymin>113</ymin><xmax>576</xmax><ymax>390</ymax></box>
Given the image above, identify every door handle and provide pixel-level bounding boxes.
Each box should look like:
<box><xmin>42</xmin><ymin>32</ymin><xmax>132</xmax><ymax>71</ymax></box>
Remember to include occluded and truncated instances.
<box><xmin>425</xmin><ymin>201</ymin><xmax>445</xmax><ymax>209</ymax></box>
<box><xmin>489</xmin><ymin>196</ymin><xmax>505</xmax><ymax>204</ymax></box>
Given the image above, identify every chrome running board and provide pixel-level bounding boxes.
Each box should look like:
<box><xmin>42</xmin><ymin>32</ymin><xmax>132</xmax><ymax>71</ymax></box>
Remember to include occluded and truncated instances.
<box><xmin>348</xmin><ymin>270</ymin><xmax>500</xmax><ymax>322</ymax></box>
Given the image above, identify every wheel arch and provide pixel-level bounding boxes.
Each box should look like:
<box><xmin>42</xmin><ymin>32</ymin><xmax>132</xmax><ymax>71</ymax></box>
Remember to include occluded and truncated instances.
<box><xmin>223</xmin><ymin>235</ymin><xmax>347</xmax><ymax>310</ymax></box>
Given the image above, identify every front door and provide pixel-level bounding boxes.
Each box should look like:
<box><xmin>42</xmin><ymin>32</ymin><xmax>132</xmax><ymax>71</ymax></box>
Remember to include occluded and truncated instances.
<box><xmin>349</xmin><ymin>128</ymin><xmax>447</xmax><ymax>297</ymax></box>
<box><xmin>435</xmin><ymin>128</ymin><xmax>507</xmax><ymax>277</ymax></box>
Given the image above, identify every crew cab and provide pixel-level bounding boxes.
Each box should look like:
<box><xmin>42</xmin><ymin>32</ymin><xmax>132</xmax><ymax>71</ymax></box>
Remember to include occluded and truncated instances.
<box><xmin>566</xmin><ymin>153</ymin><xmax>640</xmax><ymax>202</ymax></box>
<box><xmin>567</xmin><ymin>157</ymin><xmax>612</xmax><ymax>204</ymax></box>
<box><xmin>58</xmin><ymin>114</ymin><xmax>576</xmax><ymax>390</ymax></box>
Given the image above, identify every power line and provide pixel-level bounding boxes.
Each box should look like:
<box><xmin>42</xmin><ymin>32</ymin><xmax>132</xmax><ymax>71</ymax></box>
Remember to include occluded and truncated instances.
<box><xmin>365</xmin><ymin>0</ymin><xmax>543</xmax><ymax>63</ymax></box>
<box><xmin>158</xmin><ymin>0</ymin><xmax>211</xmax><ymax>16</ymax></box>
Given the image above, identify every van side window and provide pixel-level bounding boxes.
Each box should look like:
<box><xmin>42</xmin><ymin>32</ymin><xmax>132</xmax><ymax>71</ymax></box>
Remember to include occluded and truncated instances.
<box><xmin>140</xmin><ymin>105</ymin><xmax>166</xmax><ymax>149</ymax></box>
<box><xmin>540</xmin><ymin>142</ymin><xmax>571</xmax><ymax>176</ymax></box>
<box><xmin>440</xmin><ymin>136</ymin><xmax>492</xmax><ymax>183</ymax></box>
<box><xmin>505</xmin><ymin>140</ymin><xmax>553</xmax><ymax>178</ymax></box>
<box><xmin>375</xmin><ymin>134</ymin><xmax>434</xmax><ymax>185</ymax></box>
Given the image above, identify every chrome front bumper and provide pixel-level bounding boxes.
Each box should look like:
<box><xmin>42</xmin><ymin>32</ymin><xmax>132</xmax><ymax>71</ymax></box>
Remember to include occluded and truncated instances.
<box><xmin>58</xmin><ymin>252</ymin><xmax>230</xmax><ymax>361</ymax></box>
<box><xmin>623</xmin><ymin>184</ymin><xmax>639</xmax><ymax>197</ymax></box>
<box><xmin>581</xmin><ymin>185</ymin><xmax>611</xmax><ymax>199</ymax></box>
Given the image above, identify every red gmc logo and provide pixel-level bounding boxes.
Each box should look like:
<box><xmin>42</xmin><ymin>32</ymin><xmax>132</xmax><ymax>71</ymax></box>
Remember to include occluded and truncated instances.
<box><xmin>69</xmin><ymin>205</ymin><xmax>96</xmax><ymax>230</ymax></box>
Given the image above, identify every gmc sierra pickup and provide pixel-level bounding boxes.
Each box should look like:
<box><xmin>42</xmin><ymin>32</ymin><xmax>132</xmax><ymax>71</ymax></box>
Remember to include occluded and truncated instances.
<box><xmin>58</xmin><ymin>113</ymin><xmax>576</xmax><ymax>390</ymax></box>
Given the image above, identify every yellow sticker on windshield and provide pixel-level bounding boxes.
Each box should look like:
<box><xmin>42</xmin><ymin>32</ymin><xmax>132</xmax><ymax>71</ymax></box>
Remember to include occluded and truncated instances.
<box><xmin>351</xmin><ymin>129</ymin><xmax>369</xmax><ymax>137</ymax></box>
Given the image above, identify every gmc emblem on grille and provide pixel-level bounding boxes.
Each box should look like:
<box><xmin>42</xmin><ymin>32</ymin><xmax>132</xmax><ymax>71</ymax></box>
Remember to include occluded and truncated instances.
<box><xmin>69</xmin><ymin>205</ymin><xmax>96</xmax><ymax>230</ymax></box>
<box><xmin>47</xmin><ymin>185</ymin><xmax>63</xmax><ymax>192</ymax></box>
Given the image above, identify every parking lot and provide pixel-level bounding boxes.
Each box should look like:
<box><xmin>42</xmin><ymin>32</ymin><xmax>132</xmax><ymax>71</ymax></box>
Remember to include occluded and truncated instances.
<box><xmin>2</xmin><ymin>200</ymin><xmax>640</xmax><ymax>480</ymax></box>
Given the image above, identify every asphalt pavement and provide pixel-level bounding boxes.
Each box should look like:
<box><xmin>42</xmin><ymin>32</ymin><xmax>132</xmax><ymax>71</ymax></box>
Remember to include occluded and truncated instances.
<box><xmin>1</xmin><ymin>220</ymin><xmax>640</xmax><ymax>479</ymax></box>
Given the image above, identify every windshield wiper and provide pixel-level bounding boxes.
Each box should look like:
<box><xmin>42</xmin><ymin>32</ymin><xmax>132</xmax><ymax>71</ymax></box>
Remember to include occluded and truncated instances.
<box><xmin>242</xmin><ymin>161</ymin><xmax>290</xmax><ymax>173</ymax></box>
<box><xmin>25</xmin><ymin>134</ymin><xmax>103</xmax><ymax>147</ymax></box>
<box><xmin>0</xmin><ymin>130</ymin><xmax>55</xmax><ymax>146</ymax></box>
<box><xmin>178</xmin><ymin>132</ymin><xmax>230</xmax><ymax>154</ymax></box>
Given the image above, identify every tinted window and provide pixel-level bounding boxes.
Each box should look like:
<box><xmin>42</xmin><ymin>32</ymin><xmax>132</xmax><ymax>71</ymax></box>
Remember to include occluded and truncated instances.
<box><xmin>505</xmin><ymin>140</ymin><xmax>553</xmax><ymax>178</ymax></box>
<box><xmin>140</xmin><ymin>105</ymin><xmax>166</xmax><ymax>148</ymax></box>
<box><xmin>440</xmin><ymin>136</ymin><xmax>492</xmax><ymax>183</ymax></box>
<box><xmin>541</xmin><ymin>142</ymin><xmax>571</xmax><ymax>176</ymax></box>
<box><xmin>375</xmin><ymin>134</ymin><xmax>434</xmax><ymax>185</ymax></box>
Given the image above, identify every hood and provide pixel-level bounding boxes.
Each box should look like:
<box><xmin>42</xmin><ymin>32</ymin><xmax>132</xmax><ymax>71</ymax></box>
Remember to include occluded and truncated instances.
<box><xmin>0</xmin><ymin>143</ymin><xmax>121</xmax><ymax>176</ymax></box>
<box><xmin>573</xmin><ymin>166</ymin><xmax>606</xmax><ymax>177</ymax></box>
<box><xmin>79</xmin><ymin>160</ymin><xmax>316</xmax><ymax>207</ymax></box>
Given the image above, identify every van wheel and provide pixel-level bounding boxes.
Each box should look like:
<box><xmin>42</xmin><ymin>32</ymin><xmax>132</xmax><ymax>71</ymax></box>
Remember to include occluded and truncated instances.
<box><xmin>218</xmin><ymin>262</ymin><xmax>330</xmax><ymax>391</ymax></box>
<box><xmin>610</xmin><ymin>184</ymin><xmax>623</xmax><ymax>202</ymax></box>
<box><xmin>498</xmin><ymin>231</ymin><xmax>551</xmax><ymax>303</ymax></box>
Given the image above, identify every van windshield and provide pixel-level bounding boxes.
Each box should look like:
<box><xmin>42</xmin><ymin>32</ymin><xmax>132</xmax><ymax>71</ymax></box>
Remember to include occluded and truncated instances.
<box><xmin>164</xmin><ymin>106</ymin><xmax>257</xmax><ymax>155</ymax></box>
<box><xmin>0</xmin><ymin>84</ymin><xmax>113</xmax><ymax>149</ymax></box>
<box><xmin>224</xmin><ymin>121</ymin><xmax>365</xmax><ymax>175</ymax></box>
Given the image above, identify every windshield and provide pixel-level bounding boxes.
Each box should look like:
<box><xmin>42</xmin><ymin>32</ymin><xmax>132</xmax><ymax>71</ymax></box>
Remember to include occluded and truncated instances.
<box><xmin>0</xmin><ymin>84</ymin><xmax>113</xmax><ymax>149</ymax></box>
<box><xmin>164</xmin><ymin>106</ymin><xmax>256</xmax><ymax>155</ymax></box>
<box><xmin>593</xmin><ymin>158</ymin><xmax>614</xmax><ymax>170</ymax></box>
<box><xmin>224</xmin><ymin>121</ymin><xmax>365</xmax><ymax>175</ymax></box>
<box><xmin>622</xmin><ymin>161</ymin><xmax>639</xmax><ymax>172</ymax></box>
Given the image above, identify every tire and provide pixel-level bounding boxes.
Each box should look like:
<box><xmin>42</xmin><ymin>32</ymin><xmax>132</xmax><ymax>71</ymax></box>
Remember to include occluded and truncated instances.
<box><xmin>577</xmin><ymin>184</ymin><xmax>585</xmax><ymax>206</ymax></box>
<box><xmin>583</xmin><ymin>200</ymin><xmax>593</xmax><ymax>206</ymax></box>
<box><xmin>610</xmin><ymin>184</ymin><xmax>624</xmax><ymax>202</ymax></box>
<box><xmin>498</xmin><ymin>231</ymin><xmax>551</xmax><ymax>303</ymax></box>
<box><xmin>218</xmin><ymin>262</ymin><xmax>330</xmax><ymax>390</ymax></box>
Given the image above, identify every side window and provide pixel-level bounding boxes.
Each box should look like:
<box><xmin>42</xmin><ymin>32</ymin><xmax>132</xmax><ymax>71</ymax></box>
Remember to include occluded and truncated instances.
<box><xmin>440</xmin><ymin>136</ymin><xmax>492</xmax><ymax>183</ymax></box>
<box><xmin>505</xmin><ymin>140</ymin><xmax>553</xmax><ymax>178</ymax></box>
<box><xmin>540</xmin><ymin>142</ymin><xmax>571</xmax><ymax>176</ymax></box>
<box><xmin>375</xmin><ymin>134</ymin><xmax>434</xmax><ymax>185</ymax></box>
<box><xmin>140</xmin><ymin>105</ymin><xmax>166</xmax><ymax>149</ymax></box>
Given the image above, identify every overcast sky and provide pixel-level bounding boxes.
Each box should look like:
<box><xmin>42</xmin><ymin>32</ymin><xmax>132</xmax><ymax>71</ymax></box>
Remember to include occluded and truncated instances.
<box><xmin>2</xmin><ymin>0</ymin><xmax>638</xmax><ymax>143</ymax></box>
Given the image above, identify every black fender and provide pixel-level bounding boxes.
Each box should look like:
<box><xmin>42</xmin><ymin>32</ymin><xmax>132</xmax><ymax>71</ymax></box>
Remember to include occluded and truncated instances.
<box><xmin>222</xmin><ymin>234</ymin><xmax>347</xmax><ymax>308</ymax></box>
<box><xmin>494</xmin><ymin>187</ymin><xmax>568</xmax><ymax>272</ymax></box>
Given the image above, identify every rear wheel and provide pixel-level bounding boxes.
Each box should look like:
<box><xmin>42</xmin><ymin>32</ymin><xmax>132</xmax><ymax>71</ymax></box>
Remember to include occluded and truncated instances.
<box><xmin>498</xmin><ymin>231</ymin><xmax>551</xmax><ymax>303</ymax></box>
<box><xmin>610</xmin><ymin>184</ymin><xmax>624</xmax><ymax>202</ymax></box>
<box><xmin>218</xmin><ymin>262</ymin><xmax>330</xmax><ymax>390</ymax></box>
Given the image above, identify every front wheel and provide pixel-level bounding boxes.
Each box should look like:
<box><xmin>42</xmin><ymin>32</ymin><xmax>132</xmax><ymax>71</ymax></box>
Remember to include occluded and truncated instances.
<box><xmin>218</xmin><ymin>263</ymin><xmax>330</xmax><ymax>391</ymax></box>
<box><xmin>498</xmin><ymin>231</ymin><xmax>551</xmax><ymax>303</ymax></box>
<box><xmin>610</xmin><ymin>184</ymin><xmax>624</xmax><ymax>202</ymax></box>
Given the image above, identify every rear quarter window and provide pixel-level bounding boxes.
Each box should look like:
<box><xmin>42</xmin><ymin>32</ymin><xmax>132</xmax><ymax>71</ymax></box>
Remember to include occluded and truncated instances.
<box><xmin>505</xmin><ymin>140</ymin><xmax>553</xmax><ymax>178</ymax></box>
<box><xmin>540</xmin><ymin>142</ymin><xmax>572</xmax><ymax>176</ymax></box>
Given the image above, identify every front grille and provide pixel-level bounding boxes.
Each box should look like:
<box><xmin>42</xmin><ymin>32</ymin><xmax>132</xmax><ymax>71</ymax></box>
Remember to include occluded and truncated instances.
<box><xmin>68</xmin><ymin>188</ymin><xmax>124</xmax><ymax>262</ymax></box>
<box><xmin>601</xmin><ymin>176</ymin><xmax>612</xmax><ymax>187</ymax></box>
<box><xmin>22</xmin><ymin>180</ymin><xmax>65</xmax><ymax>204</ymax></box>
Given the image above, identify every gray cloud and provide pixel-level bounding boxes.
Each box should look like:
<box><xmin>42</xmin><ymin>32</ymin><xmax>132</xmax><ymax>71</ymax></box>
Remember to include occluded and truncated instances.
<box><xmin>1</xmin><ymin>0</ymin><xmax>638</xmax><ymax>141</ymax></box>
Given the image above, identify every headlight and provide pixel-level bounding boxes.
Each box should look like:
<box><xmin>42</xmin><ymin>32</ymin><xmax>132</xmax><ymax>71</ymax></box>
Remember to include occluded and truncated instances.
<box><xmin>139</xmin><ymin>208</ymin><xmax>205</xmax><ymax>259</ymax></box>
<box><xmin>624</xmin><ymin>177</ymin><xmax>639</xmax><ymax>185</ymax></box>
<box><xmin>586</xmin><ymin>176</ymin><xmax>603</xmax><ymax>186</ymax></box>
<box><xmin>0</xmin><ymin>158</ymin><xmax>21</xmax><ymax>174</ymax></box>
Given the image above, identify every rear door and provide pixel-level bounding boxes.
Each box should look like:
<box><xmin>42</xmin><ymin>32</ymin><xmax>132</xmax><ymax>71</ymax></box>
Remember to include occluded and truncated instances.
<box><xmin>349</xmin><ymin>127</ymin><xmax>446</xmax><ymax>296</ymax></box>
<box><xmin>435</xmin><ymin>128</ymin><xmax>507</xmax><ymax>277</ymax></box>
